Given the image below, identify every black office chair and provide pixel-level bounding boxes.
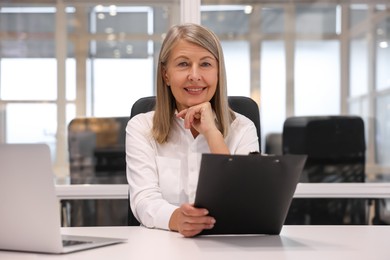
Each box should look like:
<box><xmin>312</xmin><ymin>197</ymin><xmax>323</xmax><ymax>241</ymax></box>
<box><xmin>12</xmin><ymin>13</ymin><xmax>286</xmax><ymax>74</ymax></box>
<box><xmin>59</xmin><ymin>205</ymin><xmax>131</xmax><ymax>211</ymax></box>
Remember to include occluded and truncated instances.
<box><xmin>264</xmin><ymin>132</ymin><xmax>282</xmax><ymax>155</ymax></box>
<box><xmin>282</xmin><ymin>116</ymin><xmax>367</xmax><ymax>225</ymax></box>
<box><xmin>127</xmin><ymin>96</ymin><xmax>261</xmax><ymax>226</ymax></box>
<box><xmin>67</xmin><ymin>117</ymin><xmax>129</xmax><ymax>226</ymax></box>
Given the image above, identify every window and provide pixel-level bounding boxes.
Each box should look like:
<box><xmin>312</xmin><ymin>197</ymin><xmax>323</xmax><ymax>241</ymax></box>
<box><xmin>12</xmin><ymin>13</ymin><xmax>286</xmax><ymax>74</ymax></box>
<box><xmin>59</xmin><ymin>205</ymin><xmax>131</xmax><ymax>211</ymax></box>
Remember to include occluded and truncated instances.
<box><xmin>0</xmin><ymin>2</ymin><xmax>180</xmax><ymax>177</ymax></box>
<box><xmin>1</xmin><ymin>0</ymin><xmax>390</xmax><ymax>179</ymax></box>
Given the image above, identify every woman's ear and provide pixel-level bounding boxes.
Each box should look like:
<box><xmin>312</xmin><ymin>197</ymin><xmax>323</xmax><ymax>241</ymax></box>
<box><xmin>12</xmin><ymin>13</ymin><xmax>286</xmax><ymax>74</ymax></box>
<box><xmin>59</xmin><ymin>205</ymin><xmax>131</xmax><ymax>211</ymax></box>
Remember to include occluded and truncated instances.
<box><xmin>162</xmin><ymin>68</ymin><xmax>170</xmax><ymax>86</ymax></box>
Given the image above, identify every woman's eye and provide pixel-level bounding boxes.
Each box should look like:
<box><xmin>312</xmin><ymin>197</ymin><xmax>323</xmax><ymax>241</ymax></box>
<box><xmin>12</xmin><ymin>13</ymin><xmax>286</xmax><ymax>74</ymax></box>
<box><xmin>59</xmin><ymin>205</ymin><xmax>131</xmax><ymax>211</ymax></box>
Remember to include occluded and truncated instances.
<box><xmin>201</xmin><ymin>62</ymin><xmax>212</xmax><ymax>67</ymax></box>
<box><xmin>178</xmin><ymin>62</ymin><xmax>188</xmax><ymax>67</ymax></box>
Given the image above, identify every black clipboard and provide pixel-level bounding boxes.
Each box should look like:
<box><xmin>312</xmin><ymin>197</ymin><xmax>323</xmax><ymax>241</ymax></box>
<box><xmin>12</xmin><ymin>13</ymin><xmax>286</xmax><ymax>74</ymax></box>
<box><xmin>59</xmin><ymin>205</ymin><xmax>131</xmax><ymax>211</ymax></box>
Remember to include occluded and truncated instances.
<box><xmin>194</xmin><ymin>153</ymin><xmax>307</xmax><ymax>235</ymax></box>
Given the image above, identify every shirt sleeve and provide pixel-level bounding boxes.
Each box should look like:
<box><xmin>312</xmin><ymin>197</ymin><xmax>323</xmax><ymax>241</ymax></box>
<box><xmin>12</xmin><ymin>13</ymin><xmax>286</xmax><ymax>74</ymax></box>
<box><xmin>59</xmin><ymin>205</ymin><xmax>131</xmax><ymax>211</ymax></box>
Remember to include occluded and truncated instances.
<box><xmin>125</xmin><ymin>113</ymin><xmax>178</xmax><ymax>230</ymax></box>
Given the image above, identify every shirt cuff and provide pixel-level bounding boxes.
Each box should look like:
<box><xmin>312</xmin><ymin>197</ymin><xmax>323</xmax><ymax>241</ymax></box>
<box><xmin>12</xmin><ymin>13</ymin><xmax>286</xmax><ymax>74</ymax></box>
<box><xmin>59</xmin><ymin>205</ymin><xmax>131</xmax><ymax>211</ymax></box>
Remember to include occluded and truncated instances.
<box><xmin>155</xmin><ymin>204</ymin><xmax>178</xmax><ymax>230</ymax></box>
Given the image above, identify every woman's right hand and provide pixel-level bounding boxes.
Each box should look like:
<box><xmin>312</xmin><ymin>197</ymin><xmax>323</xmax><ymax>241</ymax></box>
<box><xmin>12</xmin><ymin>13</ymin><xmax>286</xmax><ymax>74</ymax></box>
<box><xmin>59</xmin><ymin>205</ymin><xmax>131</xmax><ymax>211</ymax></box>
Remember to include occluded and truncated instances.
<box><xmin>176</xmin><ymin>102</ymin><xmax>230</xmax><ymax>154</ymax></box>
<box><xmin>169</xmin><ymin>203</ymin><xmax>216</xmax><ymax>237</ymax></box>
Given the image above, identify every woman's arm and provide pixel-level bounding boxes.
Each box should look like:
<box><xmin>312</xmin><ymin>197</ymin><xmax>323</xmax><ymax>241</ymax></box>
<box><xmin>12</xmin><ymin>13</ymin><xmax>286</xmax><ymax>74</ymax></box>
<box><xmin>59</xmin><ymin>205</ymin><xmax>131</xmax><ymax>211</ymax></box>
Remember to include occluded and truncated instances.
<box><xmin>126</xmin><ymin>113</ymin><xmax>177</xmax><ymax>230</ymax></box>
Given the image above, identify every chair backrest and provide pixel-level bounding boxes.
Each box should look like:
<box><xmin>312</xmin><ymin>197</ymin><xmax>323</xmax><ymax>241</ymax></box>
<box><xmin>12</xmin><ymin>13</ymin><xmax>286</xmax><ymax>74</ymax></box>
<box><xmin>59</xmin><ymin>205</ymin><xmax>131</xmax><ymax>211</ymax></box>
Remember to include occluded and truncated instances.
<box><xmin>283</xmin><ymin>115</ymin><xmax>365</xmax><ymax>183</ymax></box>
<box><xmin>265</xmin><ymin>132</ymin><xmax>283</xmax><ymax>155</ymax></box>
<box><xmin>68</xmin><ymin>117</ymin><xmax>129</xmax><ymax>182</ymax></box>
<box><xmin>130</xmin><ymin>96</ymin><xmax>261</xmax><ymax>148</ymax></box>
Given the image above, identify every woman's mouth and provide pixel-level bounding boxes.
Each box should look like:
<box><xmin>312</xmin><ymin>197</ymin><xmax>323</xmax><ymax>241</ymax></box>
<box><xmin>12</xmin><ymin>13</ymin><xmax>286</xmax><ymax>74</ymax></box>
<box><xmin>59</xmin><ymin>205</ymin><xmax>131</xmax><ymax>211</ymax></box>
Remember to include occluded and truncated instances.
<box><xmin>184</xmin><ymin>87</ymin><xmax>206</xmax><ymax>93</ymax></box>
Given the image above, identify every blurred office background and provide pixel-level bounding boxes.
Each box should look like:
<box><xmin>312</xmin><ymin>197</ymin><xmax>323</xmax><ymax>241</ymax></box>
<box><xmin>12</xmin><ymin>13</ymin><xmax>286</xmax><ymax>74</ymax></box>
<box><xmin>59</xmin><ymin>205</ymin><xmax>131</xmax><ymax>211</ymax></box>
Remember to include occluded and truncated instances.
<box><xmin>0</xmin><ymin>0</ymin><xmax>389</xmax><ymax>224</ymax></box>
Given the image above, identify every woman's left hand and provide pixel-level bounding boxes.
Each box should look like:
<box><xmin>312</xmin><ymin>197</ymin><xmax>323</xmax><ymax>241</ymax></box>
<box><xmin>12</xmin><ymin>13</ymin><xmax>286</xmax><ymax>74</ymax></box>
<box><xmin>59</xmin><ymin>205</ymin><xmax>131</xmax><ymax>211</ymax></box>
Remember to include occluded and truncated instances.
<box><xmin>169</xmin><ymin>203</ymin><xmax>215</xmax><ymax>238</ymax></box>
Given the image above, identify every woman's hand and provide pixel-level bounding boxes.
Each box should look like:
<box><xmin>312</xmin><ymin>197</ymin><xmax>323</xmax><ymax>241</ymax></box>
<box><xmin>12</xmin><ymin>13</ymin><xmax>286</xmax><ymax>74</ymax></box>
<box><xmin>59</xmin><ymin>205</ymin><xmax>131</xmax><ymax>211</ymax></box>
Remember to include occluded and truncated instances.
<box><xmin>176</xmin><ymin>102</ymin><xmax>230</xmax><ymax>154</ymax></box>
<box><xmin>176</xmin><ymin>102</ymin><xmax>218</xmax><ymax>137</ymax></box>
<box><xmin>169</xmin><ymin>203</ymin><xmax>215</xmax><ymax>237</ymax></box>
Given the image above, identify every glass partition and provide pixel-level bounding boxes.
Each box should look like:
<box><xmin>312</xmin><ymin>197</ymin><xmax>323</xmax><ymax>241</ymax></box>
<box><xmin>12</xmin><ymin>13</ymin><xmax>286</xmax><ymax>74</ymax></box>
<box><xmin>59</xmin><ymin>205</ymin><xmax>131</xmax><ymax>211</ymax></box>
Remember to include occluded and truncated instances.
<box><xmin>350</xmin><ymin>36</ymin><xmax>369</xmax><ymax>97</ymax></box>
<box><xmin>376</xmin><ymin>94</ymin><xmax>390</xmax><ymax>166</ymax></box>
<box><xmin>0</xmin><ymin>1</ymin><xmax>180</xmax><ymax>178</ymax></box>
<box><xmin>294</xmin><ymin>40</ymin><xmax>340</xmax><ymax>116</ymax></box>
<box><xmin>1</xmin><ymin>0</ymin><xmax>390</xmax><ymax>185</ymax></box>
<box><xmin>376</xmin><ymin>18</ymin><xmax>390</xmax><ymax>92</ymax></box>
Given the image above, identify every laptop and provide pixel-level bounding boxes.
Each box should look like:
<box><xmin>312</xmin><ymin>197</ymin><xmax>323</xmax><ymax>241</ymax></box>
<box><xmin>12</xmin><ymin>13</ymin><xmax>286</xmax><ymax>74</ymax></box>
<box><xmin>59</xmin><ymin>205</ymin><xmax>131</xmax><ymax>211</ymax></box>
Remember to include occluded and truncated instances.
<box><xmin>194</xmin><ymin>153</ymin><xmax>307</xmax><ymax>235</ymax></box>
<box><xmin>0</xmin><ymin>143</ymin><xmax>126</xmax><ymax>254</ymax></box>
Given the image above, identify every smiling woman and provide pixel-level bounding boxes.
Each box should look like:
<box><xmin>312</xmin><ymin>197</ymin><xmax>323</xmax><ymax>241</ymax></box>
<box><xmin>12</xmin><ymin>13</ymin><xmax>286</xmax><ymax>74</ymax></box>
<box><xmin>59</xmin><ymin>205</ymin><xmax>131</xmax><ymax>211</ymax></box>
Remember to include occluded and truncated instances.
<box><xmin>125</xmin><ymin>23</ymin><xmax>259</xmax><ymax>237</ymax></box>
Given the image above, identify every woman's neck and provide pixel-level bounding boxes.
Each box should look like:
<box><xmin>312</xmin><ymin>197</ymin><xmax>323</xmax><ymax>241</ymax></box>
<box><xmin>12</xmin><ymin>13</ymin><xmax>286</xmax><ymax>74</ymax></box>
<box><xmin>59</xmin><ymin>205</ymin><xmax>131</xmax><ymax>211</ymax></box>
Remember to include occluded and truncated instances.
<box><xmin>190</xmin><ymin>127</ymin><xmax>199</xmax><ymax>138</ymax></box>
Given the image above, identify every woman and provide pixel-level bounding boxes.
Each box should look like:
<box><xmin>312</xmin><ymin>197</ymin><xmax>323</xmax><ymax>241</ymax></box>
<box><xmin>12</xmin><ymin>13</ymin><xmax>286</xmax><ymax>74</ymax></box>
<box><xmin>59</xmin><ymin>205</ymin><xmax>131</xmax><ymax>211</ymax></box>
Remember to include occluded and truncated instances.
<box><xmin>126</xmin><ymin>23</ymin><xmax>259</xmax><ymax>237</ymax></box>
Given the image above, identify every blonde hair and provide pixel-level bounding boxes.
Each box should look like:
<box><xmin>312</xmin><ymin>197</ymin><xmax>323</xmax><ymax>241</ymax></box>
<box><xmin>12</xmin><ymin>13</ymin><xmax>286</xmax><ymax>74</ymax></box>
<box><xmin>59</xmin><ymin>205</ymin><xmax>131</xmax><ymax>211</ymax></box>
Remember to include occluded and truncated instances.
<box><xmin>153</xmin><ymin>23</ymin><xmax>235</xmax><ymax>143</ymax></box>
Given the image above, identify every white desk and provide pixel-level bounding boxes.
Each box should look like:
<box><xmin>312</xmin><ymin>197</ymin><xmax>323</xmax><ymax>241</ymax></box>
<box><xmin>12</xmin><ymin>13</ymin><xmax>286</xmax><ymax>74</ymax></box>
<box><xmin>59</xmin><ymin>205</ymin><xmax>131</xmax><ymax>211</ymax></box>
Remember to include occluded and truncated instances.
<box><xmin>0</xmin><ymin>226</ymin><xmax>389</xmax><ymax>259</ymax></box>
<box><xmin>55</xmin><ymin>183</ymin><xmax>390</xmax><ymax>200</ymax></box>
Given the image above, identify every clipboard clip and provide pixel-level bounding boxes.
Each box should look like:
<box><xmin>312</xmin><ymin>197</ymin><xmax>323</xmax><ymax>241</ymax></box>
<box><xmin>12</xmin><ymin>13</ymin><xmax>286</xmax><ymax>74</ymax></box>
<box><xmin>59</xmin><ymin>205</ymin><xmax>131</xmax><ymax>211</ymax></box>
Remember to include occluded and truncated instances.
<box><xmin>248</xmin><ymin>151</ymin><xmax>280</xmax><ymax>162</ymax></box>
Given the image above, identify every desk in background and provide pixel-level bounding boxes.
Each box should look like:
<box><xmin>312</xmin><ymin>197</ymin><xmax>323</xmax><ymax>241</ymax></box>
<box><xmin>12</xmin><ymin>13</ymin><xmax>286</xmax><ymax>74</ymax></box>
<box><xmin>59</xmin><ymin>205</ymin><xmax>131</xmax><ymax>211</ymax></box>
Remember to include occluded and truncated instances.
<box><xmin>0</xmin><ymin>226</ymin><xmax>389</xmax><ymax>259</ymax></box>
<box><xmin>55</xmin><ymin>183</ymin><xmax>390</xmax><ymax>200</ymax></box>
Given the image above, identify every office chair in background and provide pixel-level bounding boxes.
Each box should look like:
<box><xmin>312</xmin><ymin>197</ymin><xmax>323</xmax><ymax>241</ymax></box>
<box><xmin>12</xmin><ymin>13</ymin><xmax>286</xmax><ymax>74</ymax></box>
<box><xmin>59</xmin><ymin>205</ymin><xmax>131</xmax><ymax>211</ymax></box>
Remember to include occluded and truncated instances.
<box><xmin>264</xmin><ymin>132</ymin><xmax>282</xmax><ymax>155</ymax></box>
<box><xmin>66</xmin><ymin>117</ymin><xmax>129</xmax><ymax>226</ymax></box>
<box><xmin>282</xmin><ymin>115</ymin><xmax>368</xmax><ymax>225</ymax></box>
<box><xmin>127</xmin><ymin>96</ymin><xmax>261</xmax><ymax>226</ymax></box>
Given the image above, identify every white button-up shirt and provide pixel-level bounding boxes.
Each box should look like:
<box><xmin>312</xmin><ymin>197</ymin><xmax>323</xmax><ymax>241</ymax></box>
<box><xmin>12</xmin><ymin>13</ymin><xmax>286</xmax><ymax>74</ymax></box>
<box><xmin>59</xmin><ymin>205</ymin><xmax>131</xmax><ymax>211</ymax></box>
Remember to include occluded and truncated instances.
<box><xmin>126</xmin><ymin>111</ymin><xmax>259</xmax><ymax>230</ymax></box>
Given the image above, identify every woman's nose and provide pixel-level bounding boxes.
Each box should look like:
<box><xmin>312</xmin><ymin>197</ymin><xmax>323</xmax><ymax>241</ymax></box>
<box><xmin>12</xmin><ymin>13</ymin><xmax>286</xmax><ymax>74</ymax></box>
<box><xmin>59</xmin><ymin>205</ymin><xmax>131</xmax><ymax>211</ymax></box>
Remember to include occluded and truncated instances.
<box><xmin>188</xmin><ymin>66</ymin><xmax>201</xmax><ymax>81</ymax></box>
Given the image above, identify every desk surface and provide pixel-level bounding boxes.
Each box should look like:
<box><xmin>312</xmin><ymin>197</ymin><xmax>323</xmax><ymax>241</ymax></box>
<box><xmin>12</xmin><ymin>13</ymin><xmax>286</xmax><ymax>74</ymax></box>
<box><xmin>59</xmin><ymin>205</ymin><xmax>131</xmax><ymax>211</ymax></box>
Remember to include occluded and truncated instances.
<box><xmin>0</xmin><ymin>226</ymin><xmax>389</xmax><ymax>260</ymax></box>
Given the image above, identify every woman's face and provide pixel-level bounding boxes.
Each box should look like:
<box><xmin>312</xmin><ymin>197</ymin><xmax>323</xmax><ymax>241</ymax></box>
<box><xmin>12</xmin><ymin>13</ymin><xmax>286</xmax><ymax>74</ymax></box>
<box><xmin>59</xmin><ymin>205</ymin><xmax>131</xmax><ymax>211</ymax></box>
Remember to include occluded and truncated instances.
<box><xmin>163</xmin><ymin>40</ymin><xmax>218</xmax><ymax>112</ymax></box>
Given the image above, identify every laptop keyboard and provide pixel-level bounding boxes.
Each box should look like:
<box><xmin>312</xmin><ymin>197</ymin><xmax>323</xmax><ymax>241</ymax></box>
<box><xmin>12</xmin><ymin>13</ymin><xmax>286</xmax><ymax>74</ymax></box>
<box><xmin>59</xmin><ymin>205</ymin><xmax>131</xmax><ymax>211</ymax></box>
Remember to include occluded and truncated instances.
<box><xmin>62</xmin><ymin>239</ymin><xmax>92</xmax><ymax>247</ymax></box>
